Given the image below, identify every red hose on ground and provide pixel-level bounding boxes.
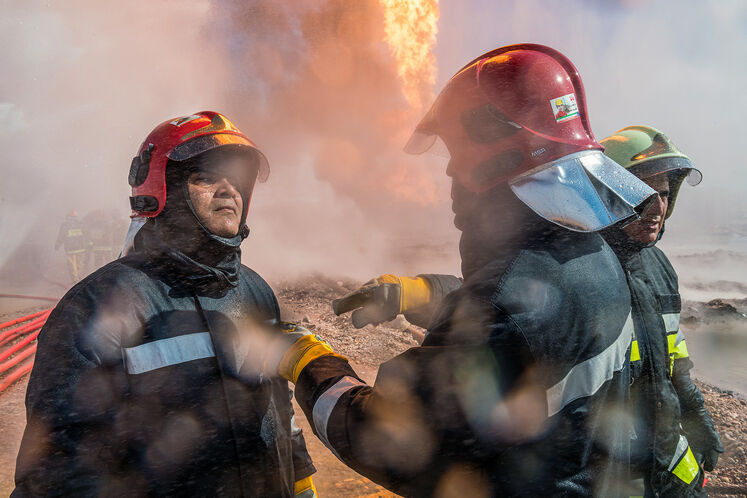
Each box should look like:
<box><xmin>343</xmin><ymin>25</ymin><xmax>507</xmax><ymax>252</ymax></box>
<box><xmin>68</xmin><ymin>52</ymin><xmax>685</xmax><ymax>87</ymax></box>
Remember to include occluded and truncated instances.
<box><xmin>0</xmin><ymin>343</ymin><xmax>36</xmax><ymax>374</ymax></box>
<box><xmin>0</xmin><ymin>308</ymin><xmax>51</xmax><ymax>330</ymax></box>
<box><xmin>0</xmin><ymin>359</ymin><xmax>34</xmax><ymax>393</ymax></box>
<box><xmin>0</xmin><ymin>312</ymin><xmax>50</xmax><ymax>343</ymax></box>
<box><xmin>0</xmin><ymin>330</ymin><xmax>40</xmax><ymax>363</ymax></box>
<box><xmin>0</xmin><ymin>324</ymin><xmax>43</xmax><ymax>348</ymax></box>
<box><xmin>0</xmin><ymin>293</ymin><xmax>59</xmax><ymax>303</ymax></box>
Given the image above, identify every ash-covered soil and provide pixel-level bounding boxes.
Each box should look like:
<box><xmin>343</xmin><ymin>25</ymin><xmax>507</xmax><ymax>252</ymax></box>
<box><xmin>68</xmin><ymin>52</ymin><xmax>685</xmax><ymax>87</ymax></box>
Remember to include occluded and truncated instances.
<box><xmin>0</xmin><ymin>279</ymin><xmax>744</xmax><ymax>497</ymax></box>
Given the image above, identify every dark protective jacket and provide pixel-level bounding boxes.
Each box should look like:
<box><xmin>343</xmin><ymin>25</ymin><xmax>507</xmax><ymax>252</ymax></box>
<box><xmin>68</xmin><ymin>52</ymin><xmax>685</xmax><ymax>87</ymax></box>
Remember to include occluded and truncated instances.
<box><xmin>605</xmin><ymin>232</ymin><xmax>722</xmax><ymax>497</ymax></box>
<box><xmin>13</xmin><ymin>228</ymin><xmax>315</xmax><ymax>497</ymax></box>
<box><xmin>295</xmin><ymin>220</ymin><xmax>635</xmax><ymax>497</ymax></box>
<box><xmin>416</xmin><ymin>238</ymin><xmax>723</xmax><ymax>497</ymax></box>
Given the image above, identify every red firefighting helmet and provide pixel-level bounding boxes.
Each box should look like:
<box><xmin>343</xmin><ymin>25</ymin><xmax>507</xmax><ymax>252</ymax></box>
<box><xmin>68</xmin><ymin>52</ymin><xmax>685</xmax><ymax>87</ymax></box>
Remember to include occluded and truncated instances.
<box><xmin>128</xmin><ymin>111</ymin><xmax>269</xmax><ymax>220</ymax></box>
<box><xmin>405</xmin><ymin>44</ymin><xmax>655</xmax><ymax>232</ymax></box>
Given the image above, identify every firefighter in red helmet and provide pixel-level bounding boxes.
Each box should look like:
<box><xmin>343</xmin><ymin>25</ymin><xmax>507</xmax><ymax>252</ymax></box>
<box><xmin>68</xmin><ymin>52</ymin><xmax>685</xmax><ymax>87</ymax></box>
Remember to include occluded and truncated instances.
<box><xmin>14</xmin><ymin>112</ymin><xmax>316</xmax><ymax>497</ymax></box>
<box><xmin>263</xmin><ymin>45</ymin><xmax>657</xmax><ymax>497</ymax></box>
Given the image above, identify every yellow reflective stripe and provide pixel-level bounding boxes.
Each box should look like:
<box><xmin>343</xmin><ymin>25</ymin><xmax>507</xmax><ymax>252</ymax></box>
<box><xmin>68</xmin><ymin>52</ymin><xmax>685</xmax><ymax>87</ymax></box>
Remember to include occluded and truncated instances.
<box><xmin>667</xmin><ymin>332</ymin><xmax>677</xmax><ymax>353</ymax></box>
<box><xmin>672</xmin><ymin>339</ymin><xmax>689</xmax><ymax>359</ymax></box>
<box><xmin>672</xmin><ymin>446</ymin><xmax>699</xmax><ymax>484</ymax></box>
<box><xmin>668</xmin><ymin>331</ymin><xmax>690</xmax><ymax>375</ymax></box>
<box><xmin>630</xmin><ymin>340</ymin><xmax>640</xmax><ymax>362</ymax></box>
<box><xmin>667</xmin><ymin>332</ymin><xmax>689</xmax><ymax>357</ymax></box>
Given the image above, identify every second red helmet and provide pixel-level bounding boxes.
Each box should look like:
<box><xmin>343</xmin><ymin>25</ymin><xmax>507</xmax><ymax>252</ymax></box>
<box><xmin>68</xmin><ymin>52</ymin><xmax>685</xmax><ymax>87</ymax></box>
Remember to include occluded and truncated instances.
<box><xmin>406</xmin><ymin>44</ymin><xmax>599</xmax><ymax>192</ymax></box>
<box><xmin>406</xmin><ymin>44</ymin><xmax>656</xmax><ymax>232</ymax></box>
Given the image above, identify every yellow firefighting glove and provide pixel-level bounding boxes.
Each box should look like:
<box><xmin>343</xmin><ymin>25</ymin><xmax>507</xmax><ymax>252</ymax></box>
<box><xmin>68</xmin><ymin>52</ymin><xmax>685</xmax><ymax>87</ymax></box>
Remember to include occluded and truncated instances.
<box><xmin>265</xmin><ymin>322</ymin><xmax>346</xmax><ymax>384</ymax></box>
<box><xmin>294</xmin><ymin>476</ymin><xmax>317</xmax><ymax>497</ymax></box>
<box><xmin>332</xmin><ymin>274</ymin><xmax>432</xmax><ymax>328</ymax></box>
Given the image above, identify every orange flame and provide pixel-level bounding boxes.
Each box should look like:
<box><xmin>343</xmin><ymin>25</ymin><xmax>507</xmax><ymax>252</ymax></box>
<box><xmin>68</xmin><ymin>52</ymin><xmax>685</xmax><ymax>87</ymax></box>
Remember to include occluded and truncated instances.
<box><xmin>380</xmin><ymin>0</ymin><xmax>439</xmax><ymax>110</ymax></box>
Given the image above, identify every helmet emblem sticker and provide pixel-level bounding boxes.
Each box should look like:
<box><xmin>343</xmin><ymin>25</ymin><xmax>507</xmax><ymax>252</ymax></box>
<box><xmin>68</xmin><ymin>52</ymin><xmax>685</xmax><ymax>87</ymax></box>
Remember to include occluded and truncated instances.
<box><xmin>550</xmin><ymin>93</ymin><xmax>579</xmax><ymax>123</ymax></box>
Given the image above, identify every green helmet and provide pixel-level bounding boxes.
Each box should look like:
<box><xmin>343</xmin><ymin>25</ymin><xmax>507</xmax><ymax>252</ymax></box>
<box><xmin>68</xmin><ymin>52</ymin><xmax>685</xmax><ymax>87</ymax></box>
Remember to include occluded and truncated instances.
<box><xmin>600</xmin><ymin>125</ymin><xmax>702</xmax><ymax>219</ymax></box>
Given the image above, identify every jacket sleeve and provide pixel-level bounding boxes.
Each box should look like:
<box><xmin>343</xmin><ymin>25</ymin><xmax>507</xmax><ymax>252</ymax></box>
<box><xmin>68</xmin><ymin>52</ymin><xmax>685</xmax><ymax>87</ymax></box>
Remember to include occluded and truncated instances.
<box><xmin>293</xmin><ymin>322</ymin><xmax>533</xmax><ymax>496</ymax></box>
<box><xmin>13</xmin><ymin>282</ymin><xmax>132</xmax><ymax>497</ymax></box>
<box><xmin>403</xmin><ymin>274</ymin><xmax>463</xmax><ymax>329</ymax></box>
<box><xmin>671</xmin><ymin>356</ymin><xmax>723</xmax><ymax>457</ymax></box>
<box><xmin>289</xmin><ymin>390</ymin><xmax>316</xmax><ymax>480</ymax></box>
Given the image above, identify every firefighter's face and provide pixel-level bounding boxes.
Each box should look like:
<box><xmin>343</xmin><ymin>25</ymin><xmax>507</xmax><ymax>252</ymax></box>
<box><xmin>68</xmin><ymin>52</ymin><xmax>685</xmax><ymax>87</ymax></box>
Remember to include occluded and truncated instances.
<box><xmin>187</xmin><ymin>157</ymin><xmax>245</xmax><ymax>237</ymax></box>
<box><xmin>623</xmin><ymin>173</ymin><xmax>669</xmax><ymax>245</ymax></box>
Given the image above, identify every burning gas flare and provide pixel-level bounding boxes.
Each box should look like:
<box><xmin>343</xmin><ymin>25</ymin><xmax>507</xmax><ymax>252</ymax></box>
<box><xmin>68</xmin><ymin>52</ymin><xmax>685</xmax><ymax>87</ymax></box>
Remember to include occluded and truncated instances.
<box><xmin>380</xmin><ymin>0</ymin><xmax>439</xmax><ymax>110</ymax></box>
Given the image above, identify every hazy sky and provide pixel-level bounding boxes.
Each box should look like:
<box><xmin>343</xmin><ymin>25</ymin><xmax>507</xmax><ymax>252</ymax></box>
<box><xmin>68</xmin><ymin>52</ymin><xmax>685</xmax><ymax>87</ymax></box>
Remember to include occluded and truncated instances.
<box><xmin>1</xmin><ymin>0</ymin><xmax>744</xmax><ymax>283</ymax></box>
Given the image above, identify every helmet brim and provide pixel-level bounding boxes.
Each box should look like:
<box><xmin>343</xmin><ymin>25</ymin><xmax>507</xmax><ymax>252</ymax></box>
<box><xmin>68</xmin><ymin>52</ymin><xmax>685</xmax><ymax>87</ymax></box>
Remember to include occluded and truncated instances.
<box><xmin>169</xmin><ymin>133</ymin><xmax>270</xmax><ymax>183</ymax></box>
<box><xmin>509</xmin><ymin>150</ymin><xmax>657</xmax><ymax>232</ymax></box>
<box><xmin>628</xmin><ymin>156</ymin><xmax>701</xmax><ymax>187</ymax></box>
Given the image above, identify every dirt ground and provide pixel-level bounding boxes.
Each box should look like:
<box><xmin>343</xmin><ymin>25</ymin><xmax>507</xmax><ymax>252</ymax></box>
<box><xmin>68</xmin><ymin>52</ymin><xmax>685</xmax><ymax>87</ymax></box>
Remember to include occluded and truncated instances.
<box><xmin>0</xmin><ymin>278</ymin><xmax>744</xmax><ymax>497</ymax></box>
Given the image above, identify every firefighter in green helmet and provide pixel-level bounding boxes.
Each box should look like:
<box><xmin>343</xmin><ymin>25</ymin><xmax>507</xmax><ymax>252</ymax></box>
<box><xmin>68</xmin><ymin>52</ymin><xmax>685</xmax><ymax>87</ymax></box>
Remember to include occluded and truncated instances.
<box><xmin>600</xmin><ymin>125</ymin><xmax>721</xmax><ymax>497</ymax></box>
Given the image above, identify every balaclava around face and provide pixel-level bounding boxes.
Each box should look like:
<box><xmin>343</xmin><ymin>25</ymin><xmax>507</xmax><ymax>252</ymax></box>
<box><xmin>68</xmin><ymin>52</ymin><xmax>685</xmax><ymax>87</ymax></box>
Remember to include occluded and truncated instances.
<box><xmin>139</xmin><ymin>146</ymin><xmax>257</xmax><ymax>290</ymax></box>
<box><xmin>452</xmin><ymin>181</ymin><xmax>559</xmax><ymax>279</ymax></box>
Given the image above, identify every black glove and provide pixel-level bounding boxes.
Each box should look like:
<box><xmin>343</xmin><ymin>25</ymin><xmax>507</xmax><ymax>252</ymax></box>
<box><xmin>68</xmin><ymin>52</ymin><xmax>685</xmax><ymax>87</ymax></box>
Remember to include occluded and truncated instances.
<box><xmin>332</xmin><ymin>277</ymin><xmax>403</xmax><ymax>329</ymax></box>
<box><xmin>697</xmin><ymin>447</ymin><xmax>722</xmax><ymax>472</ymax></box>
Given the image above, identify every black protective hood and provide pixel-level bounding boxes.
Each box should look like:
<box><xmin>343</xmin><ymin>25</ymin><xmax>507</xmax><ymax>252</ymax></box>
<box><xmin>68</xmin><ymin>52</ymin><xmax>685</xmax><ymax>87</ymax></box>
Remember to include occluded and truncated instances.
<box><xmin>131</xmin><ymin>152</ymin><xmax>254</xmax><ymax>293</ymax></box>
<box><xmin>453</xmin><ymin>182</ymin><xmax>579</xmax><ymax>279</ymax></box>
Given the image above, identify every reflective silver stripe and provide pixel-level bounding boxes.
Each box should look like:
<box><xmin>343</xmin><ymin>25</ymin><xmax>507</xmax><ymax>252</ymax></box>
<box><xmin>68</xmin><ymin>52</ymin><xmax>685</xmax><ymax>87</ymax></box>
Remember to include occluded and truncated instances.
<box><xmin>312</xmin><ymin>376</ymin><xmax>365</xmax><ymax>451</ymax></box>
<box><xmin>291</xmin><ymin>415</ymin><xmax>303</xmax><ymax>437</ymax></box>
<box><xmin>668</xmin><ymin>434</ymin><xmax>690</xmax><ymax>471</ymax></box>
<box><xmin>124</xmin><ymin>332</ymin><xmax>215</xmax><ymax>374</ymax></box>
<box><xmin>662</xmin><ymin>313</ymin><xmax>680</xmax><ymax>333</ymax></box>
<box><xmin>545</xmin><ymin>312</ymin><xmax>633</xmax><ymax>417</ymax></box>
<box><xmin>674</xmin><ymin>329</ymin><xmax>686</xmax><ymax>347</ymax></box>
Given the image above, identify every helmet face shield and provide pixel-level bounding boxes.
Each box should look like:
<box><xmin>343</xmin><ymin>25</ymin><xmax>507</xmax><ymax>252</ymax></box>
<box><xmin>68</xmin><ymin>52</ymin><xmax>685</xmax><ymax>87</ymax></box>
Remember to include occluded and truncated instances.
<box><xmin>685</xmin><ymin>168</ymin><xmax>703</xmax><ymax>186</ymax></box>
<box><xmin>627</xmin><ymin>156</ymin><xmax>700</xmax><ymax>188</ymax></box>
<box><xmin>509</xmin><ymin>150</ymin><xmax>657</xmax><ymax>232</ymax></box>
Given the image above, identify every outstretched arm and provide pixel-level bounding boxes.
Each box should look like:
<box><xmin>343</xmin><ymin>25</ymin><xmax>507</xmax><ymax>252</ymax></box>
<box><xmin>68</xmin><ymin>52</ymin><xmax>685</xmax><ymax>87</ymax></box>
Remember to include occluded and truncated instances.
<box><xmin>333</xmin><ymin>273</ymin><xmax>462</xmax><ymax>329</ymax></box>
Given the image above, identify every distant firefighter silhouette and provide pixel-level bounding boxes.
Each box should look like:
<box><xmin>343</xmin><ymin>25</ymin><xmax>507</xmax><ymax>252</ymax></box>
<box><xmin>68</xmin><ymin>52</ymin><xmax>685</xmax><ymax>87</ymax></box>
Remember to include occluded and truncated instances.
<box><xmin>55</xmin><ymin>210</ymin><xmax>86</xmax><ymax>283</ymax></box>
<box><xmin>83</xmin><ymin>210</ymin><xmax>115</xmax><ymax>270</ymax></box>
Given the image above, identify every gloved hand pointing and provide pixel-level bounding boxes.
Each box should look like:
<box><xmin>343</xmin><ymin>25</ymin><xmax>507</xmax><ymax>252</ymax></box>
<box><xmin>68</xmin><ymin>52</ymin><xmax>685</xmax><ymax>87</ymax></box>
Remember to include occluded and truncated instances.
<box><xmin>332</xmin><ymin>274</ymin><xmax>432</xmax><ymax>328</ymax></box>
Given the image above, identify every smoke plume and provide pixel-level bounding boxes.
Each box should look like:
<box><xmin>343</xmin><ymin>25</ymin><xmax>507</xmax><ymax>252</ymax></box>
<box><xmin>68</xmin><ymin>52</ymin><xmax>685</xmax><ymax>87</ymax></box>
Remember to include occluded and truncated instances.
<box><xmin>1</xmin><ymin>0</ymin><xmax>744</xmax><ymax>295</ymax></box>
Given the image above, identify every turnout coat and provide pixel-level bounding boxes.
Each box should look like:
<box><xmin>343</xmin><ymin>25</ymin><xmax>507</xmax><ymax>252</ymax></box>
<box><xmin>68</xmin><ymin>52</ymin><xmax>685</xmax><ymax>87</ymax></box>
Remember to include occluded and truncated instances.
<box><xmin>13</xmin><ymin>245</ymin><xmax>314</xmax><ymax>497</ymax></box>
<box><xmin>295</xmin><ymin>225</ymin><xmax>635</xmax><ymax>497</ymax></box>
<box><xmin>610</xmin><ymin>238</ymin><xmax>722</xmax><ymax>497</ymax></box>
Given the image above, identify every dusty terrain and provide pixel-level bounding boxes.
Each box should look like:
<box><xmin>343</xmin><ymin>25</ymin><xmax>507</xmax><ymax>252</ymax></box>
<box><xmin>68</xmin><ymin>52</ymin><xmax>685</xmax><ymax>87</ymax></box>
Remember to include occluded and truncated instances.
<box><xmin>0</xmin><ymin>277</ymin><xmax>744</xmax><ymax>496</ymax></box>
